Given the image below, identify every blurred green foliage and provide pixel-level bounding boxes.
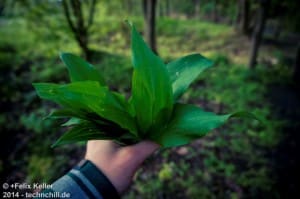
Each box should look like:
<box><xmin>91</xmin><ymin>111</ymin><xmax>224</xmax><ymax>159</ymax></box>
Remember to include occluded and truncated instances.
<box><xmin>1</xmin><ymin>1</ymin><xmax>299</xmax><ymax>198</ymax></box>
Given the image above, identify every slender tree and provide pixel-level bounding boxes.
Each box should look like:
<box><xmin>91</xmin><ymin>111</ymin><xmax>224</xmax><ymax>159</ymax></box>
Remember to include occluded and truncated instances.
<box><xmin>61</xmin><ymin>0</ymin><xmax>97</xmax><ymax>61</ymax></box>
<box><xmin>238</xmin><ymin>0</ymin><xmax>250</xmax><ymax>35</ymax></box>
<box><xmin>194</xmin><ymin>0</ymin><xmax>200</xmax><ymax>19</ymax></box>
<box><xmin>143</xmin><ymin>0</ymin><xmax>157</xmax><ymax>53</ymax></box>
<box><xmin>165</xmin><ymin>0</ymin><xmax>170</xmax><ymax>16</ymax></box>
<box><xmin>248</xmin><ymin>0</ymin><xmax>269</xmax><ymax>68</ymax></box>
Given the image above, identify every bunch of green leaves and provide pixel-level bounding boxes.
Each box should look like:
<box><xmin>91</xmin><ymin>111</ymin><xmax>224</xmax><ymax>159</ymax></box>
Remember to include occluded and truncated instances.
<box><xmin>33</xmin><ymin>23</ymin><xmax>256</xmax><ymax>147</ymax></box>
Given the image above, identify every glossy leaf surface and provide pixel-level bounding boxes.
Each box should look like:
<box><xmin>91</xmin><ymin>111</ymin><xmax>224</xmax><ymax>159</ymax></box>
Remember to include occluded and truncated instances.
<box><xmin>151</xmin><ymin>103</ymin><xmax>257</xmax><ymax>147</ymax></box>
<box><xmin>33</xmin><ymin>81</ymin><xmax>137</xmax><ymax>134</ymax></box>
<box><xmin>130</xmin><ymin>24</ymin><xmax>173</xmax><ymax>133</ymax></box>
<box><xmin>167</xmin><ymin>53</ymin><xmax>213</xmax><ymax>99</ymax></box>
<box><xmin>52</xmin><ymin>121</ymin><xmax>112</xmax><ymax>147</ymax></box>
<box><xmin>60</xmin><ymin>53</ymin><xmax>106</xmax><ymax>85</ymax></box>
<box><xmin>33</xmin><ymin>22</ymin><xmax>257</xmax><ymax>148</ymax></box>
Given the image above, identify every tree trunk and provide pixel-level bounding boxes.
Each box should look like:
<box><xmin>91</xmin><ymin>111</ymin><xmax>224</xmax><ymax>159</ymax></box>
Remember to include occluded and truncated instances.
<box><xmin>194</xmin><ymin>0</ymin><xmax>200</xmax><ymax>19</ymax></box>
<box><xmin>143</xmin><ymin>0</ymin><xmax>157</xmax><ymax>53</ymax></box>
<box><xmin>293</xmin><ymin>44</ymin><xmax>300</xmax><ymax>86</ymax></box>
<box><xmin>166</xmin><ymin>0</ymin><xmax>170</xmax><ymax>16</ymax></box>
<box><xmin>248</xmin><ymin>0</ymin><xmax>269</xmax><ymax>69</ymax></box>
<box><xmin>62</xmin><ymin>0</ymin><xmax>97</xmax><ymax>61</ymax></box>
<box><xmin>239</xmin><ymin>0</ymin><xmax>250</xmax><ymax>35</ymax></box>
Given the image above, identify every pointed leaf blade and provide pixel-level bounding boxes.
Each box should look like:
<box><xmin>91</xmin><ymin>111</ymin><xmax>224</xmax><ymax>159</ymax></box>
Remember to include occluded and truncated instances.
<box><xmin>52</xmin><ymin>122</ymin><xmax>112</xmax><ymax>147</ymax></box>
<box><xmin>151</xmin><ymin>103</ymin><xmax>257</xmax><ymax>147</ymax></box>
<box><xmin>167</xmin><ymin>54</ymin><xmax>213</xmax><ymax>99</ymax></box>
<box><xmin>60</xmin><ymin>52</ymin><xmax>105</xmax><ymax>85</ymax></box>
<box><xmin>33</xmin><ymin>81</ymin><xmax>137</xmax><ymax>134</ymax></box>
<box><xmin>129</xmin><ymin>24</ymin><xmax>173</xmax><ymax>133</ymax></box>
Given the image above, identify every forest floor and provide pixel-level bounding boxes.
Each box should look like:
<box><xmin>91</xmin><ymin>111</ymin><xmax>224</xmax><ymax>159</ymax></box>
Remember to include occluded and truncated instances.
<box><xmin>1</xmin><ymin>16</ymin><xmax>299</xmax><ymax>199</ymax></box>
<box><xmin>124</xmin><ymin>22</ymin><xmax>300</xmax><ymax>199</ymax></box>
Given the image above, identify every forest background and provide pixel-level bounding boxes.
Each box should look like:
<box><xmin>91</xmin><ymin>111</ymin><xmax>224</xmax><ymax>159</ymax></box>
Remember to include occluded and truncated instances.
<box><xmin>1</xmin><ymin>0</ymin><xmax>299</xmax><ymax>198</ymax></box>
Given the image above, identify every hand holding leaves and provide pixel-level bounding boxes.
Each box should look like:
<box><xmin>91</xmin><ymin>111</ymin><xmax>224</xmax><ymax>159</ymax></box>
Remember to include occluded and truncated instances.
<box><xmin>33</xmin><ymin>23</ymin><xmax>257</xmax><ymax>148</ymax></box>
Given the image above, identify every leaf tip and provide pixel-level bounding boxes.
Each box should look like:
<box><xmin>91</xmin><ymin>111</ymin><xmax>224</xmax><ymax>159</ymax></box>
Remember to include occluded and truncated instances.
<box><xmin>59</xmin><ymin>52</ymin><xmax>71</xmax><ymax>61</ymax></box>
<box><xmin>124</xmin><ymin>19</ymin><xmax>132</xmax><ymax>27</ymax></box>
<box><xmin>198</xmin><ymin>53</ymin><xmax>214</xmax><ymax>67</ymax></box>
<box><xmin>125</xmin><ymin>20</ymin><xmax>138</xmax><ymax>35</ymax></box>
<box><xmin>51</xmin><ymin>138</ymin><xmax>64</xmax><ymax>148</ymax></box>
<box><xmin>230</xmin><ymin>111</ymin><xmax>263</xmax><ymax>123</ymax></box>
<box><xmin>51</xmin><ymin>142</ymin><xmax>58</xmax><ymax>148</ymax></box>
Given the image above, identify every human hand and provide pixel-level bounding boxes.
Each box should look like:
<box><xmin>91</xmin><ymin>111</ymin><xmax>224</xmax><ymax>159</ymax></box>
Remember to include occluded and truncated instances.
<box><xmin>85</xmin><ymin>140</ymin><xmax>160</xmax><ymax>194</ymax></box>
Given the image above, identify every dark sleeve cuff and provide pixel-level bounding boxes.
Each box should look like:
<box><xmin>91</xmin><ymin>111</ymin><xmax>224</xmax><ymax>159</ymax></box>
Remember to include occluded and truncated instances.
<box><xmin>74</xmin><ymin>159</ymin><xmax>120</xmax><ymax>199</ymax></box>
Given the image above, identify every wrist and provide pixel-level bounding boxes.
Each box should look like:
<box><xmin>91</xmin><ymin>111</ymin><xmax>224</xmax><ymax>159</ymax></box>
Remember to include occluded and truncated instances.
<box><xmin>85</xmin><ymin>148</ymin><xmax>136</xmax><ymax>194</ymax></box>
<box><xmin>75</xmin><ymin>159</ymin><xmax>120</xmax><ymax>199</ymax></box>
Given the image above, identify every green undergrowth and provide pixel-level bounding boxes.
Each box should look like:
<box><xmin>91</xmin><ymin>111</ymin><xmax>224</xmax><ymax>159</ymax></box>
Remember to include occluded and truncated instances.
<box><xmin>123</xmin><ymin>54</ymin><xmax>289</xmax><ymax>199</ymax></box>
<box><xmin>0</xmin><ymin>14</ymin><xmax>292</xmax><ymax>198</ymax></box>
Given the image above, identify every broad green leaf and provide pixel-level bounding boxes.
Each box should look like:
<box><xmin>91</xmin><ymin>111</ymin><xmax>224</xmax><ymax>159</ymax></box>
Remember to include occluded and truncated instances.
<box><xmin>33</xmin><ymin>22</ymin><xmax>258</xmax><ymax>148</ymax></box>
<box><xmin>52</xmin><ymin>121</ymin><xmax>112</xmax><ymax>147</ymax></box>
<box><xmin>53</xmin><ymin>121</ymin><xmax>139</xmax><ymax>147</ymax></box>
<box><xmin>151</xmin><ymin>103</ymin><xmax>257</xmax><ymax>147</ymax></box>
<box><xmin>46</xmin><ymin>109</ymin><xmax>111</xmax><ymax>126</ymax></box>
<box><xmin>60</xmin><ymin>53</ymin><xmax>105</xmax><ymax>85</ymax></box>
<box><xmin>60</xmin><ymin>53</ymin><xmax>129</xmax><ymax>119</ymax></box>
<box><xmin>129</xmin><ymin>23</ymin><xmax>173</xmax><ymax>133</ymax></box>
<box><xmin>33</xmin><ymin>81</ymin><xmax>137</xmax><ymax>134</ymax></box>
<box><xmin>167</xmin><ymin>54</ymin><xmax>213</xmax><ymax>100</ymax></box>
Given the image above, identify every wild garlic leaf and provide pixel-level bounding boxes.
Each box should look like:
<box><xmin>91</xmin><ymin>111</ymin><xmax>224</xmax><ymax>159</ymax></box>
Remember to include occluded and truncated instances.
<box><xmin>52</xmin><ymin>121</ymin><xmax>112</xmax><ymax>147</ymax></box>
<box><xmin>151</xmin><ymin>103</ymin><xmax>257</xmax><ymax>147</ymax></box>
<box><xmin>60</xmin><ymin>53</ymin><xmax>106</xmax><ymax>85</ymax></box>
<box><xmin>33</xmin><ymin>22</ymin><xmax>257</xmax><ymax>148</ymax></box>
<box><xmin>167</xmin><ymin>53</ymin><xmax>213</xmax><ymax>100</ymax></box>
<box><xmin>46</xmin><ymin>109</ymin><xmax>110</xmax><ymax>127</ymax></box>
<box><xmin>60</xmin><ymin>52</ymin><xmax>134</xmax><ymax>118</ymax></box>
<box><xmin>130</xmin><ymin>24</ymin><xmax>173</xmax><ymax>134</ymax></box>
<box><xmin>33</xmin><ymin>81</ymin><xmax>137</xmax><ymax>134</ymax></box>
